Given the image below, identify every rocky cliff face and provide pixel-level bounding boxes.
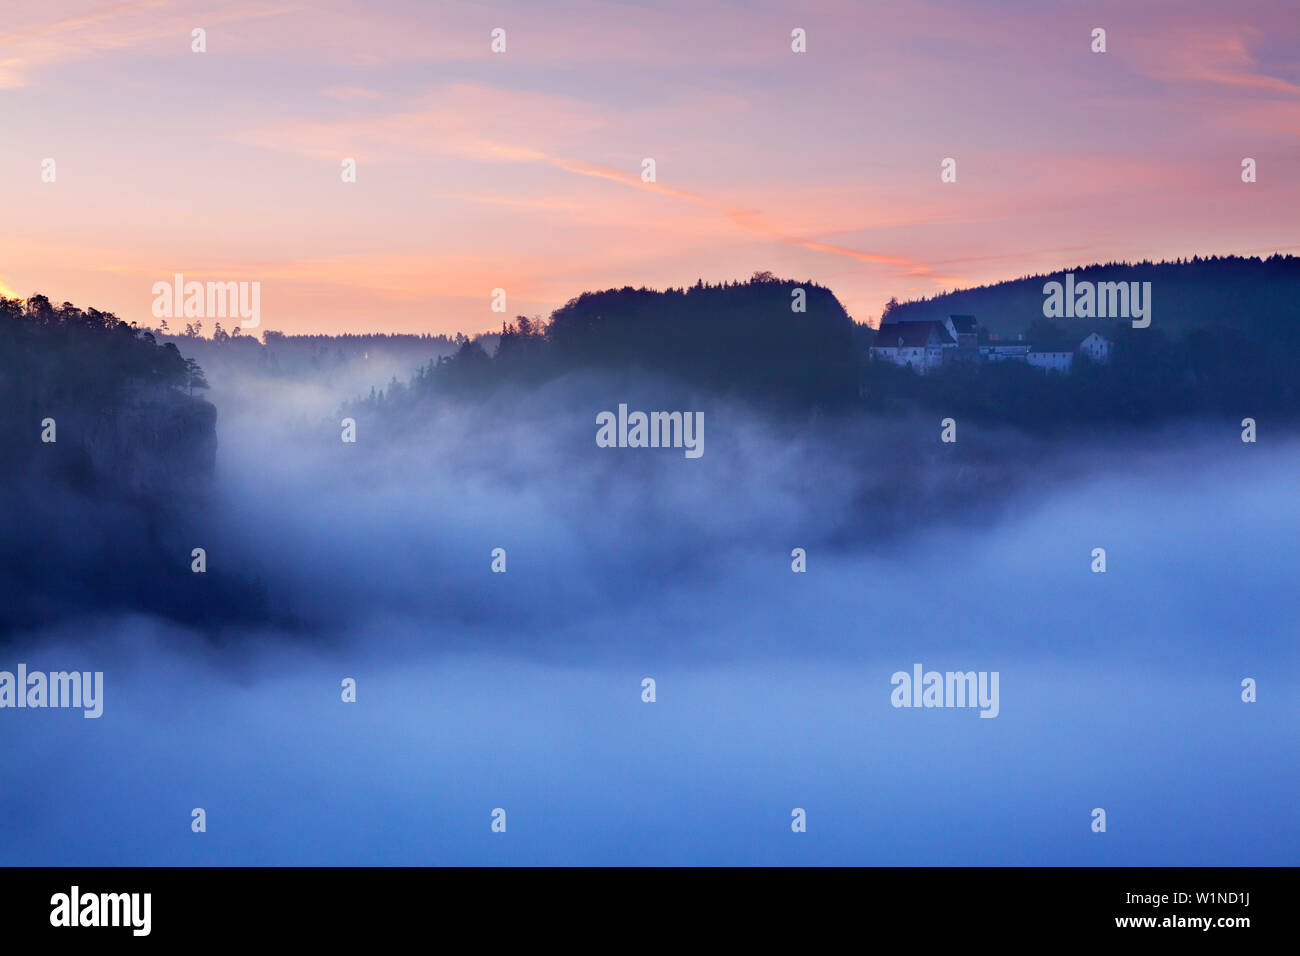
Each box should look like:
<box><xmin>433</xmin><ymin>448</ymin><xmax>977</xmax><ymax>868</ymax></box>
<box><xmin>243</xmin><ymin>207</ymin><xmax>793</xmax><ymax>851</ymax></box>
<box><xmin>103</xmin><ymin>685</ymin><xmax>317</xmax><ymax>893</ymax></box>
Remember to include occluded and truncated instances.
<box><xmin>1</xmin><ymin>386</ymin><xmax>217</xmax><ymax>499</ymax></box>
<box><xmin>0</xmin><ymin>300</ymin><xmax>266</xmax><ymax>635</ymax></box>
<box><xmin>0</xmin><ymin>385</ymin><xmax>255</xmax><ymax>636</ymax></box>
<box><xmin>83</xmin><ymin>385</ymin><xmax>218</xmax><ymax>495</ymax></box>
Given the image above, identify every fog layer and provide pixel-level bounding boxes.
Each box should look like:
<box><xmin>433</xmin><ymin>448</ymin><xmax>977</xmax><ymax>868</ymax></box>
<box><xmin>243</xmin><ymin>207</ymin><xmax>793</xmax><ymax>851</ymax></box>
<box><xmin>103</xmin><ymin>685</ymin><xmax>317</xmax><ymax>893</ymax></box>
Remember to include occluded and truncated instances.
<box><xmin>2</xmin><ymin>368</ymin><xmax>1295</xmax><ymax>864</ymax></box>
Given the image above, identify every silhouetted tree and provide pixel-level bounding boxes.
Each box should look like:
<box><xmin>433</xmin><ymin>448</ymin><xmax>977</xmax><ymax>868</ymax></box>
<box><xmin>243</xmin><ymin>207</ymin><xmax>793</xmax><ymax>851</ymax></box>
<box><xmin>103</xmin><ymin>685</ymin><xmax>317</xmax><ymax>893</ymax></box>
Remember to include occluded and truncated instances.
<box><xmin>184</xmin><ymin>358</ymin><xmax>209</xmax><ymax>396</ymax></box>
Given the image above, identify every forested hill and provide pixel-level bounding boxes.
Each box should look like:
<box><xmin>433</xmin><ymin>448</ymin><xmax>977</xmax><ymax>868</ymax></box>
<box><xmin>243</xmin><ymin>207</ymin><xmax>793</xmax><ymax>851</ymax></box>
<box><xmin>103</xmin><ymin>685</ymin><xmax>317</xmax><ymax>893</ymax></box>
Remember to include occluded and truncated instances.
<box><xmin>884</xmin><ymin>254</ymin><xmax>1300</xmax><ymax>343</ymax></box>
<box><xmin>0</xmin><ymin>295</ymin><xmax>266</xmax><ymax>636</ymax></box>
<box><xmin>351</xmin><ymin>264</ymin><xmax>1299</xmax><ymax>430</ymax></box>
<box><xmin>0</xmin><ymin>294</ymin><xmax>215</xmax><ymax>491</ymax></box>
<box><xmin>376</xmin><ymin>275</ymin><xmax>863</xmax><ymax>410</ymax></box>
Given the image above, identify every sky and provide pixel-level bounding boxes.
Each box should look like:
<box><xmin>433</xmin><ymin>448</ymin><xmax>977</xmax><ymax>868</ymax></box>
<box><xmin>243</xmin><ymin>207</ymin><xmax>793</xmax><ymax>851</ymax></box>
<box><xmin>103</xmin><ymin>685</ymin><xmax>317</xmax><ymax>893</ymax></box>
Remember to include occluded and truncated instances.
<box><xmin>1</xmin><ymin>0</ymin><xmax>1298</xmax><ymax>335</ymax></box>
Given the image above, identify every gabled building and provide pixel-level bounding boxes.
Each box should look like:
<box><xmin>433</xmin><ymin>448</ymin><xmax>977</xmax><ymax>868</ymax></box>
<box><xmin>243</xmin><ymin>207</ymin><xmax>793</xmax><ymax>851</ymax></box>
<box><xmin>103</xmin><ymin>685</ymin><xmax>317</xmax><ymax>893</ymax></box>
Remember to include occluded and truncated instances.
<box><xmin>869</xmin><ymin>312</ymin><xmax>1114</xmax><ymax>376</ymax></box>
<box><xmin>944</xmin><ymin>314</ymin><xmax>979</xmax><ymax>350</ymax></box>
<box><xmin>1028</xmin><ymin>331</ymin><xmax>1114</xmax><ymax>373</ymax></box>
<box><xmin>1077</xmin><ymin>331</ymin><xmax>1113</xmax><ymax>364</ymax></box>
<box><xmin>870</xmin><ymin>320</ymin><xmax>956</xmax><ymax>372</ymax></box>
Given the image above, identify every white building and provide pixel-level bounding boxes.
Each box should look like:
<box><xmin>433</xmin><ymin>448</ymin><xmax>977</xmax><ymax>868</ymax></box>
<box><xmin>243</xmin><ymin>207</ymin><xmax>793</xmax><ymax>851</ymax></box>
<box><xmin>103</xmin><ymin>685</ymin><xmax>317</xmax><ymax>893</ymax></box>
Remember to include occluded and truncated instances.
<box><xmin>1077</xmin><ymin>331</ymin><xmax>1113</xmax><ymax>363</ymax></box>
<box><xmin>1027</xmin><ymin>347</ymin><xmax>1074</xmax><ymax>373</ymax></box>
<box><xmin>944</xmin><ymin>314</ymin><xmax>979</xmax><ymax>349</ymax></box>
<box><xmin>869</xmin><ymin>320</ymin><xmax>956</xmax><ymax>372</ymax></box>
<box><xmin>870</xmin><ymin>315</ymin><xmax>1114</xmax><ymax>376</ymax></box>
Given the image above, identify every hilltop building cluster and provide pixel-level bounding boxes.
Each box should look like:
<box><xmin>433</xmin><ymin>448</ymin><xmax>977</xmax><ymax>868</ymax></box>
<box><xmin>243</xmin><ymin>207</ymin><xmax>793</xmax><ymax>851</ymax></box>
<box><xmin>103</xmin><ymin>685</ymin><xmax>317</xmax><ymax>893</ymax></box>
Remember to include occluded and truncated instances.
<box><xmin>869</xmin><ymin>313</ymin><xmax>1112</xmax><ymax>374</ymax></box>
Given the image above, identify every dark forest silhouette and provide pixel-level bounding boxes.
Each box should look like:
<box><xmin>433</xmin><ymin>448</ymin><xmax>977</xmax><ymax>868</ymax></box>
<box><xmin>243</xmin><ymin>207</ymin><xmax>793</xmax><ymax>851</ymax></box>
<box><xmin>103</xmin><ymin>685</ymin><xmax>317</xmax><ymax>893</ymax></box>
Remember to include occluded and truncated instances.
<box><xmin>0</xmin><ymin>296</ymin><xmax>266</xmax><ymax>634</ymax></box>
<box><xmin>0</xmin><ymin>295</ymin><xmax>208</xmax><ymax>481</ymax></box>
<box><xmin>885</xmin><ymin>253</ymin><xmax>1300</xmax><ymax>344</ymax></box>
<box><xmin>365</xmin><ymin>274</ymin><xmax>862</xmax><ymax>412</ymax></box>
<box><xmin>353</xmin><ymin>259</ymin><xmax>1300</xmax><ymax>428</ymax></box>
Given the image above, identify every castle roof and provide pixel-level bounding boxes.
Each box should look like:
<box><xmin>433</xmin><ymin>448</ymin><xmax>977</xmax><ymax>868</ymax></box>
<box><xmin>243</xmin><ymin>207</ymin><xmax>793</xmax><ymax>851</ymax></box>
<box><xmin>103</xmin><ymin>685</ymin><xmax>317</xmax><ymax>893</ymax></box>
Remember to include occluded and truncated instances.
<box><xmin>873</xmin><ymin>321</ymin><xmax>954</xmax><ymax>348</ymax></box>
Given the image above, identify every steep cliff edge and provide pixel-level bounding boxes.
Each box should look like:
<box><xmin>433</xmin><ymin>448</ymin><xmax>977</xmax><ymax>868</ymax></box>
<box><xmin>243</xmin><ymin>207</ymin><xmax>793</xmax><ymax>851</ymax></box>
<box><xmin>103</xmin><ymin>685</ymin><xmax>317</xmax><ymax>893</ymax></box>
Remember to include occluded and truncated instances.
<box><xmin>0</xmin><ymin>296</ymin><xmax>264</xmax><ymax>636</ymax></box>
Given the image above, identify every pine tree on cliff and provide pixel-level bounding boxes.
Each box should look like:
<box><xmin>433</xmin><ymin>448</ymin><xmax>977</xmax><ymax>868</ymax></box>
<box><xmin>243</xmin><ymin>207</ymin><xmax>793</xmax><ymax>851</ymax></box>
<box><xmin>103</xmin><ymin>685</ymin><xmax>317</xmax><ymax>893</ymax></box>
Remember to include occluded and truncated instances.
<box><xmin>184</xmin><ymin>358</ymin><xmax>209</xmax><ymax>397</ymax></box>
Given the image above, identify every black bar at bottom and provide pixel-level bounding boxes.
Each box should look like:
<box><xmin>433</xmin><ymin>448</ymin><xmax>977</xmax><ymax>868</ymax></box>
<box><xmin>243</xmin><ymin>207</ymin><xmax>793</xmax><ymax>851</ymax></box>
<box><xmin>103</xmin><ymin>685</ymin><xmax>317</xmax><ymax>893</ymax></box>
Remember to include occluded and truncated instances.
<box><xmin>0</xmin><ymin>866</ymin><xmax>1277</xmax><ymax>942</ymax></box>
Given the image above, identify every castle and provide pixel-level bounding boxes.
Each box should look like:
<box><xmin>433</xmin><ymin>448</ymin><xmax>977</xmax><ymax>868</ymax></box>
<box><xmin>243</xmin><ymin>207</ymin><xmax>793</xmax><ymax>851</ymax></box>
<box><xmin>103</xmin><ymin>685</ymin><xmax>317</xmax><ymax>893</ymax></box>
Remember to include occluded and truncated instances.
<box><xmin>869</xmin><ymin>313</ymin><xmax>1112</xmax><ymax>374</ymax></box>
